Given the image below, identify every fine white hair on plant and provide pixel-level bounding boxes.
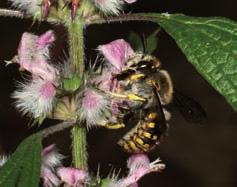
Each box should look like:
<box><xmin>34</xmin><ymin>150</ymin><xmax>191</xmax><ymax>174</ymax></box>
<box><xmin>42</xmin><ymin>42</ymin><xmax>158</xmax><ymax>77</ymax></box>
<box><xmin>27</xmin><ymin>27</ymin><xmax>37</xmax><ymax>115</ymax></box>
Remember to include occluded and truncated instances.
<box><xmin>41</xmin><ymin>145</ymin><xmax>64</xmax><ymax>187</ymax></box>
<box><xmin>12</xmin><ymin>78</ymin><xmax>56</xmax><ymax>118</ymax></box>
<box><xmin>42</xmin><ymin>144</ymin><xmax>64</xmax><ymax>169</ymax></box>
<box><xmin>93</xmin><ymin>0</ymin><xmax>125</xmax><ymax>15</ymax></box>
<box><xmin>78</xmin><ymin>88</ymin><xmax>111</xmax><ymax>129</ymax></box>
<box><xmin>8</xmin><ymin>0</ymin><xmax>41</xmax><ymax>15</ymax></box>
<box><xmin>0</xmin><ymin>155</ymin><xmax>8</xmax><ymax>167</ymax></box>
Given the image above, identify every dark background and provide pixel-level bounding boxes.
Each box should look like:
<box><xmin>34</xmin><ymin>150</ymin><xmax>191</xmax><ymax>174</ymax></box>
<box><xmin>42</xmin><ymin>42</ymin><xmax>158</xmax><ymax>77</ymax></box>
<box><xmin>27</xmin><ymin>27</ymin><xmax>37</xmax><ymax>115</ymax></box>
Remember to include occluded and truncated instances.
<box><xmin>0</xmin><ymin>0</ymin><xmax>237</xmax><ymax>187</ymax></box>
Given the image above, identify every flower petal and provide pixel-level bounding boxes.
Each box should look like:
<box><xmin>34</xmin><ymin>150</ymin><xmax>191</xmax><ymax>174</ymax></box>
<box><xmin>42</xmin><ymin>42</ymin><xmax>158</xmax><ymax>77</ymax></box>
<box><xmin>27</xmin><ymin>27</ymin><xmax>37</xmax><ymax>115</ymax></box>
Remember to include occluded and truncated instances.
<box><xmin>12</xmin><ymin>79</ymin><xmax>56</xmax><ymax>118</ymax></box>
<box><xmin>41</xmin><ymin>167</ymin><xmax>61</xmax><ymax>187</ymax></box>
<box><xmin>37</xmin><ymin>30</ymin><xmax>55</xmax><ymax>50</ymax></box>
<box><xmin>78</xmin><ymin>88</ymin><xmax>110</xmax><ymax>128</ymax></box>
<box><xmin>17</xmin><ymin>31</ymin><xmax>57</xmax><ymax>80</ymax></box>
<box><xmin>42</xmin><ymin>144</ymin><xmax>64</xmax><ymax>169</ymax></box>
<box><xmin>98</xmin><ymin>39</ymin><xmax>134</xmax><ymax>70</ymax></box>
<box><xmin>57</xmin><ymin>167</ymin><xmax>88</xmax><ymax>186</ymax></box>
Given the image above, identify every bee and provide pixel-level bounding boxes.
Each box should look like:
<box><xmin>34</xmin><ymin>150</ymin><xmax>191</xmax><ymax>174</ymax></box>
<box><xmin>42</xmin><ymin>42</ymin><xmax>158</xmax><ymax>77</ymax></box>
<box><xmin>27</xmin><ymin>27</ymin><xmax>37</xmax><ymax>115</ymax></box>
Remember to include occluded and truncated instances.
<box><xmin>108</xmin><ymin>53</ymin><xmax>173</xmax><ymax>153</ymax></box>
<box><xmin>113</xmin><ymin>53</ymin><xmax>206</xmax><ymax>153</ymax></box>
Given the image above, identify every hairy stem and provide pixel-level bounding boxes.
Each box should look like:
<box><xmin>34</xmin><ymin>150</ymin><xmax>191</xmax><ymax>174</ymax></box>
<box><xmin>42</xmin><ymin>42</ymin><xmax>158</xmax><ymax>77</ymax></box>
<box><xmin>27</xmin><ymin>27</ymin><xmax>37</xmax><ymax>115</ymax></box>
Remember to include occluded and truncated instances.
<box><xmin>67</xmin><ymin>19</ymin><xmax>88</xmax><ymax>171</ymax></box>
<box><xmin>0</xmin><ymin>8</ymin><xmax>25</xmax><ymax>18</ymax></box>
<box><xmin>68</xmin><ymin>19</ymin><xmax>85</xmax><ymax>77</ymax></box>
<box><xmin>85</xmin><ymin>13</ymin><xmax>155</xmax><ymax>26</ymax></box>
<box><xmin>38</xmin><ymin>121</ymin><xmax>75</xmax><ymax>138</ymax></box>
<box><xmin>71</xmin><ymin>125</ymin><xmax>88</xmax><ymax>170</ymax></box>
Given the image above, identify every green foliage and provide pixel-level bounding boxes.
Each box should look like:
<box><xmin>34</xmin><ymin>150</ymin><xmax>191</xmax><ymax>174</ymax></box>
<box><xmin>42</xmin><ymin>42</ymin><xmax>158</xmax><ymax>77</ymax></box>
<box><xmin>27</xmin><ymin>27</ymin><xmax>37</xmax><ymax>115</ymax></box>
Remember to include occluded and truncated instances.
<box><xmin>144</xmin><ymin>29</ymin><xmax>160</xmax><ymax>54</ymax></box>
<box><xmin>149</xmin><ymin>13</ymin><xmax>237</xmax><ymax>111</ymax></box>
<box><xmin>128</xmin><ymin>31</ymin><xmax>144</xmax><ymax>51</ymax></box>
<box><xmin>63</xmin><ymin>74</ymin><xmax>82</xmax><ymax>92</ymax></box>
<box><xmin>0</xmin><ymin>135</ymin><xmax>42</xmax><ymax>187</ymax></box>
<box><xmin>128</xmin><ymin>29</ymin><xmax>160</xmax><ymax>54</ymax></box>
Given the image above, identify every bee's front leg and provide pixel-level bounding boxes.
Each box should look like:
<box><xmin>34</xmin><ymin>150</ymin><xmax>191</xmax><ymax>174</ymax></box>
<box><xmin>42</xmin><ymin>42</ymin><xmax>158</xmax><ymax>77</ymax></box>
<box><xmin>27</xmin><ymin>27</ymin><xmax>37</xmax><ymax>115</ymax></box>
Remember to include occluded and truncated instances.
<box><xmin>101</xmin><ymin>123</ymin><xmax>125</xmax><ymax>130</ymax></box>
<box><xmin>108</xmin><ymin>92</ymin><xmax>146</xmax><ymax>102</ymax></box>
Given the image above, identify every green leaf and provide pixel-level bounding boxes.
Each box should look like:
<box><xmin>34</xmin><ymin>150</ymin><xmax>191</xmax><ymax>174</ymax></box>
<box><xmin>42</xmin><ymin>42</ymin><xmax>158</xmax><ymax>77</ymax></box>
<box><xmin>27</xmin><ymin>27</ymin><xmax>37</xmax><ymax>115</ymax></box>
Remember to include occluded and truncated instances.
<box><xmin>0</xmin><ymin>134</ymin><xmax>42</xmax><ymax>187</ymax></box>
<box><xmin>148</xmin><ymin>13</ymin><xmax>237</xmax><ymax>111</ymax></box>
<box><xmin>128</xmin><ymin>31</ymin><xmax>144</xmax><ymax>52</ymax></box>
<box><xmin>145</xmin><ymin>29</ymin><xmax>160</xmax><ymax>54</ymax></box>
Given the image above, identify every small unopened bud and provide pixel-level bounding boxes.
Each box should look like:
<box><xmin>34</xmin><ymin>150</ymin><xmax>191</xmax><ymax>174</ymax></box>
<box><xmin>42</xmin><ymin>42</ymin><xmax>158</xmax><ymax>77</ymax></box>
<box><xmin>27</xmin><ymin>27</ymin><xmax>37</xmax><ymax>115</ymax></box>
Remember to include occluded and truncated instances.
<box><xmin>43</xmin><ymin>0</ymin><xmax>51</xmax><ymax>18</ymax></box>
<box><xmin>71</xmin><ymin>0</ymin><xmax>80</xmax><ymax>20</ymax></box>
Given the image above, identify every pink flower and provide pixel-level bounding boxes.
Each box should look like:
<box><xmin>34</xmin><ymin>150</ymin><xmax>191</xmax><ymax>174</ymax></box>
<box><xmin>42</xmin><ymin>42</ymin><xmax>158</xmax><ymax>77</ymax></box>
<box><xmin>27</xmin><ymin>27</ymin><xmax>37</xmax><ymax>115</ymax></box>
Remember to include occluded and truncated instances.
<box><xmin>41</xmin><ymin>167</ymin><xmax>61</xmax><ymax>187</ymax></box>
<box><xmin>93</xmin><ymin>0</ymin><xmax>137</xmax><ymax>15</ymax></box>
<box><xmin>17</xmin><ymin>30</ymin><xmax>57</xmax><ymax>81</ymax></box>
<box><xmin>41</xmin><ymin>145</ymin><xmax>64</xmax><ymax>187</ymax></box>
<box><xmin>98</xmin><ymin>39</ymin><xmax>134</xmax><ymax>71</ymax></box>
<box><xmin>12</xmin><ymin>78</ymin><xmax>56</xmax><ymax>118</ymax></box>
<box><xmin>78</xmin><ymin>88</ymin><xmax>110</xmax><ymax>128</ymax></box>
<box><xmin>57</xmin><ymin>167</ymin><xmax>88</xmax><ymax>187</ymax></box>
<box><xmin>109</xmin><ymin>154</ymin><xmax>165</xmax><ymax>187</ymax></box>
<box><xmin>12</xmin><ymin>30</ymin><xmax>58</xmax><ymax>118</ymax></box>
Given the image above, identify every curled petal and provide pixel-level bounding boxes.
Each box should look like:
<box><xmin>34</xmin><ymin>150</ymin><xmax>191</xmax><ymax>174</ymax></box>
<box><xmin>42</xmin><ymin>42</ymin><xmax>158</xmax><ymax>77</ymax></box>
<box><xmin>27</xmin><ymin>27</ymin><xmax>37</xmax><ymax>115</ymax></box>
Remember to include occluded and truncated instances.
<box><xmin>98</xmin><ymin>39</ymin><xmax>134</xmax><ymax>70</ymax></box>
<box><xmin>57</xmin><ymin>167</ymin><xmax>88</xmax><ymax>187</ymax></box>
<box><xmin>12</xmin><ymin>79</ymin><xmax>56</xmax><ymax>118</ymax></box>
<box><xmin>37</xmin><ymin>30</ymin><xmax>55</xmax><ymax>50</ymax></box>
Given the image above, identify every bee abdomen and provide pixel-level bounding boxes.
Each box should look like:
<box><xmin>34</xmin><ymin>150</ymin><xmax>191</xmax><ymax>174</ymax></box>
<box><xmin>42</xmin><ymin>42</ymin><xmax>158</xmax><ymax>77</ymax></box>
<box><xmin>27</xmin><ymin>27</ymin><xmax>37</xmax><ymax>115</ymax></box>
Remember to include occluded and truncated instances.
<box><xmin>118</xmin><ymin>114</ymin><xmax>165</xmax><ymax>153</ymax></box>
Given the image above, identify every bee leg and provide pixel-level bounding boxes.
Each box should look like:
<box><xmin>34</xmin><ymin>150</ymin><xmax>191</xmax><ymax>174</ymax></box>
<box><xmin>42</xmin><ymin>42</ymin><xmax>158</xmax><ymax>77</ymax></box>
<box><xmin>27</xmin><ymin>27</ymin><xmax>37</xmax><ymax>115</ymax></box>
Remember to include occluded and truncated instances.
<box><xmin>129</xmin><ymin>73</ymin><xmax>145</xmax><ymax>82</ymax></box>
<box><xmin>101</xmin><ymin>123</ymin><xmax>125</xmax><ymax>130</ymax></box>
<box><xmin>108</xmin><ymin>92</ymin><xmax>146</xmax><ymax>102</ymax></box>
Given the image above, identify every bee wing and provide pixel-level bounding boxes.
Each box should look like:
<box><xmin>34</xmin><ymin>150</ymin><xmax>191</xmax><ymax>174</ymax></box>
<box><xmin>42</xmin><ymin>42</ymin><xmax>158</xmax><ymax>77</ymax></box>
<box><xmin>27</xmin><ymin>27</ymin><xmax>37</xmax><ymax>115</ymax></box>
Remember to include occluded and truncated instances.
<box><xmin>152</xmin><ymin>87</ymin><xmax>166</xmax><ymax>125</ymax></box>
<box><xmin>174</xmin><ymin>90</ymin><xmax>207</xmax><ymax>124</ymax></box>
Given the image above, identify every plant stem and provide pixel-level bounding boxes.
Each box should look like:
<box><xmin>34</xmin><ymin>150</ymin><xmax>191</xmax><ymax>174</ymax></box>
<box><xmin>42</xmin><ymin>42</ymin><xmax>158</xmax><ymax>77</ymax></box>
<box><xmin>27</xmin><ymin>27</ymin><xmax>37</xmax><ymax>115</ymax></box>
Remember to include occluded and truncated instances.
<box><xmin>71</xmin><ymin>125</ymin><xmax>88</xmax><ymax>169</ymax></box>
<box><xmin>85</xmin><ymin>13</ymin><xmax>155</xmax><ymax>26</ymax></box>
<box><xmin>68</xmin><ymin>19</ymin><xmax>87</xmax><ymax>170</ymax></box>
<box><xmin>68</xmin><ymin>19</ymin><xmax>85</xmax><ymax>77</ymax></box>
<box><xmin>0</xmin><ymin>8</ymin><xmax>25</xmax><ymax>18</ymax></box>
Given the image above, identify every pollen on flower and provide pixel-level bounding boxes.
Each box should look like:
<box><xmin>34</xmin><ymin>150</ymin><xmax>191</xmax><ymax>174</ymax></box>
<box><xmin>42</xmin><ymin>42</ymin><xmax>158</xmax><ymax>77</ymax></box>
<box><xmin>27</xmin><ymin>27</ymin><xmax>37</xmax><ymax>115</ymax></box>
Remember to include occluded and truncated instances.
<box><xmin>12</xmin><ymin>79</ymin><xmax>56</xmax><ymax>118</ymax></box>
